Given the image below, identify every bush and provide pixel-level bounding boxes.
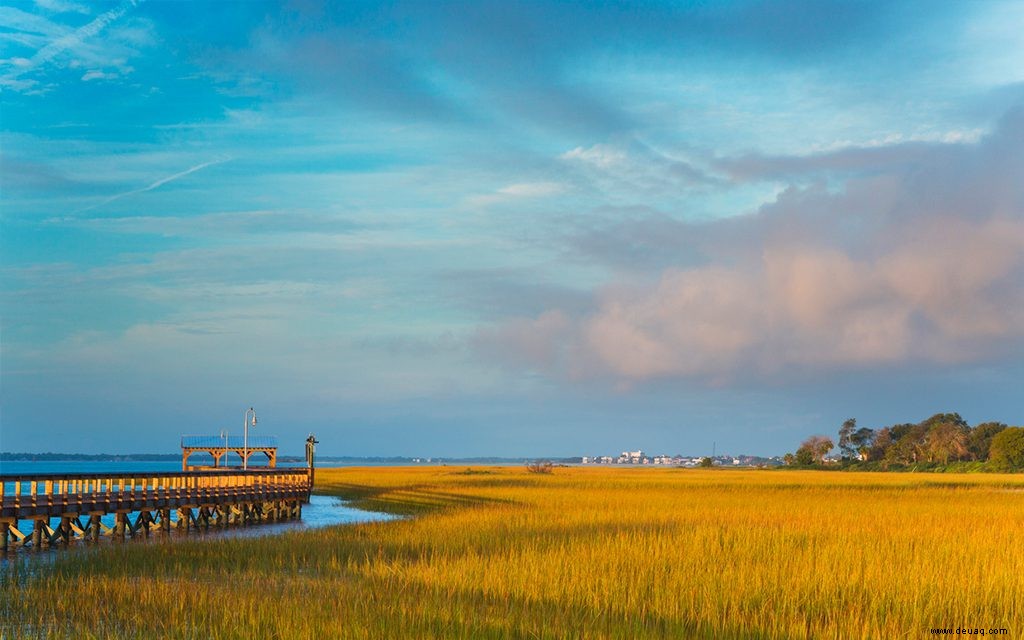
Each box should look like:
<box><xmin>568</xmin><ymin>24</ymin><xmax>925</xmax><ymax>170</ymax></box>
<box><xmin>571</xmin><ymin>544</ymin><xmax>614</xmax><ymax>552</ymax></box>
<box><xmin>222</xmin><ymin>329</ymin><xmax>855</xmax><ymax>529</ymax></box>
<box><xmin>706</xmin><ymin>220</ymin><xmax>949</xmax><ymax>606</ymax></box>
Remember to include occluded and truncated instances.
<box><xmin>526</xmin><ymin>460</ymin><xmax>553</xmax><ymax>474</ymax></box>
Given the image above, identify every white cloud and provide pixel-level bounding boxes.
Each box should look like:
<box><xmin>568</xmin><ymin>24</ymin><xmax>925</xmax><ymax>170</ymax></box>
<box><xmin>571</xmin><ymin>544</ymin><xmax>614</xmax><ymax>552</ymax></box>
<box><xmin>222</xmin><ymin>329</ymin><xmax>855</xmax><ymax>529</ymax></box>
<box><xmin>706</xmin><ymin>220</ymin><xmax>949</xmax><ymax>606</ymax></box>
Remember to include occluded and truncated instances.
<box><xmin>559</xmin><ymin>140</ymin><xmax>719</xmax><ymax>200</ymax></box>
<box><xmin>81</xmin><ymin>69</ymin><xmax>117</xmax><ymax>81</ymax></box>
<box><xmin>0</xmin><ymin>7</ymin><xmax>69</xmax><ymax>40</ymax></box>
<box><xmin>496</xmin><ymin>182</ymin><xmax>565</xmax><ymax>197</ymax></box>
<box><xmin>34</xmin><ymin>0</ymin><xmax>91</xmax><ymax>15</ymax></box>
<box><xmin>466</xmin><ymin>181</ymin><xmax>566</xmax><ymax>207</ymax></box>
<box><xmin>2</xmin><ymin>0</ymin><xmax>147</xmax><ymax>91</ymax></box>
<box><xmin>561</xmin><ymin>144</ymin><xmax>628</xmax><ymax>169</ymax></box>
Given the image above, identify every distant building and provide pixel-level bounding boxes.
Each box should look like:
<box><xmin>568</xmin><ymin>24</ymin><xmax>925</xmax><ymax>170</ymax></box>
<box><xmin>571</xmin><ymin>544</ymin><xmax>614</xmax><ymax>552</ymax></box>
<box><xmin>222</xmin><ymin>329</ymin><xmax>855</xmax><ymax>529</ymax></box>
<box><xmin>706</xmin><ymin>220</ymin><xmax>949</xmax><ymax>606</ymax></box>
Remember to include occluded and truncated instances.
<box><xmin>578</xmin><ymin>450</ymin><xmax>786</xmax><ymax>468</ymax></box>
<box><xmin>617</xmin><ymin>450</ymin><xmax>645</xmax><ymax>464</ymax></box>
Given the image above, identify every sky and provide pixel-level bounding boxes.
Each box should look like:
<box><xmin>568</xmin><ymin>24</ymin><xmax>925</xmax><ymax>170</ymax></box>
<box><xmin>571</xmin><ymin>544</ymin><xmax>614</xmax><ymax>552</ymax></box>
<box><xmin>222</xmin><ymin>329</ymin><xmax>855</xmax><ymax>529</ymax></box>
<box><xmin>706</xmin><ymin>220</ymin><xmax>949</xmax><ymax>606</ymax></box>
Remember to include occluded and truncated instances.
<box><xmin>1</xmin><ymin>0</ymin><xmax>1023</xmax><ymax>458</ymax></box>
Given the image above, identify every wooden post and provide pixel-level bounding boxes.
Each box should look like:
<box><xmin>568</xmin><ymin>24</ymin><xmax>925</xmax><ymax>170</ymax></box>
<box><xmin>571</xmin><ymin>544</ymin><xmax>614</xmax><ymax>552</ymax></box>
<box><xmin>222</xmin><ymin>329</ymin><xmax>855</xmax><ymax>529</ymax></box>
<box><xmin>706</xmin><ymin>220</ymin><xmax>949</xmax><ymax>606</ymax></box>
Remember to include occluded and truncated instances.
<box><xmin>305</xmin><ymin>434</ymin><xmax>318</xmax><ymax>503</ymax></box>
<box><xmin>1</xmin><ymin>522</ymin><xmax>9</xmax><ymax>553</ymax></box>
<box><xmin>89</xmin><ymin>514</ymin><xmax>102</xmax><ymax>541</ymax></box>
<box><xmin>31</xmin><ymin>519</ymin><xmax>43</xmax><ymax>549</ymax></box>
<box><xmin>60</xmin><ymin>516</ymin><xmax>71</xmax><ymax>545</ymax></box>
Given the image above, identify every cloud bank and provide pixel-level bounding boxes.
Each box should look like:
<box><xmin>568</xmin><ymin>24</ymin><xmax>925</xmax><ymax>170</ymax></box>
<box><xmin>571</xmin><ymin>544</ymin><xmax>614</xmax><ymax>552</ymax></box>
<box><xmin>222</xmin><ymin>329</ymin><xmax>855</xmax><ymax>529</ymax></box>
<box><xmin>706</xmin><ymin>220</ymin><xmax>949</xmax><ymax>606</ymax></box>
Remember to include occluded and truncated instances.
<box><xmin>479</xmin><ymin>107</ymin><xmax>1024</xmax><ymax>384</ymax></box>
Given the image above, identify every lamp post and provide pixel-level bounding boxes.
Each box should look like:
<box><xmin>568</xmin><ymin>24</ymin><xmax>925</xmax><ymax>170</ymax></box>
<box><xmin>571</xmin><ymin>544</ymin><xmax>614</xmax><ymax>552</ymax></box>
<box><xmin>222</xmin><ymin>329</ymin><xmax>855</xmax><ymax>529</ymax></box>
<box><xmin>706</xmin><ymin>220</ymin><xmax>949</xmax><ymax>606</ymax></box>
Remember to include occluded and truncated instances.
<box><xmin>243</xmin><ymin>407</ymin><xmax>257</xmax><ymax>471</ymax></box>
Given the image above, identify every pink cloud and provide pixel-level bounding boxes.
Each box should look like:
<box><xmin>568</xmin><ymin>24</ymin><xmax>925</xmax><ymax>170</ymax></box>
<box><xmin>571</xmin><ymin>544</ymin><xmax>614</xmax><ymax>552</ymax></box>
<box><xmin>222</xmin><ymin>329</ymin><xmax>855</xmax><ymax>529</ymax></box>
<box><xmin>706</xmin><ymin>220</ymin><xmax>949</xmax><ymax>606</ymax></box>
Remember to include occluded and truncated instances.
<box><xmin>478</xmin><ymin>108</ymin><xmax>1024</xmax><ymax>385</ymax></box>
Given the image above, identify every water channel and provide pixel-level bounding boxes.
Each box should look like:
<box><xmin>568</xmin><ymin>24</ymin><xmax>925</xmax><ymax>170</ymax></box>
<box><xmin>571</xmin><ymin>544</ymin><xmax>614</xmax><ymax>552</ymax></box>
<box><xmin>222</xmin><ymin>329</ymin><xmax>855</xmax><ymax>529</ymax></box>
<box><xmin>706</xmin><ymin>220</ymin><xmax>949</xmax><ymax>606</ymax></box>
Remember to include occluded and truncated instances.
<box><xmin>0</xmin><ymin>494</ymin><xmax>398</xmax><ymax>573</ymax></box>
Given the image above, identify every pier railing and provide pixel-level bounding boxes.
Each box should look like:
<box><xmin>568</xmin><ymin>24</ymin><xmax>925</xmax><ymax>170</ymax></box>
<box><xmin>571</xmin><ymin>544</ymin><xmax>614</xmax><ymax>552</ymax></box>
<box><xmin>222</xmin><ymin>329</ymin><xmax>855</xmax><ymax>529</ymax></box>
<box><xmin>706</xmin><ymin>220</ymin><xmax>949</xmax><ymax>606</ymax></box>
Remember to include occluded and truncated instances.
<box><xmin>1</xmin><ymin>468</ymin><xmax>311</xmax><ymax>517</ymax></box>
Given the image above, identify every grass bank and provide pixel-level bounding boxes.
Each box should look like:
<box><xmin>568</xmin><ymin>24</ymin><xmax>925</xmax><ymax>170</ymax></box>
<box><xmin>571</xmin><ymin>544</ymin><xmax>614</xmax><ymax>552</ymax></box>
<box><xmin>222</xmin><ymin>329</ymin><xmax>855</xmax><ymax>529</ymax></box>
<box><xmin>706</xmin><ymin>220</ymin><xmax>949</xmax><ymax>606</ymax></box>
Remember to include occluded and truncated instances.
<box><xmin>3</xmin><ymin>467</ymin><xmax>1023</xmax><ymax>638</ymax></box>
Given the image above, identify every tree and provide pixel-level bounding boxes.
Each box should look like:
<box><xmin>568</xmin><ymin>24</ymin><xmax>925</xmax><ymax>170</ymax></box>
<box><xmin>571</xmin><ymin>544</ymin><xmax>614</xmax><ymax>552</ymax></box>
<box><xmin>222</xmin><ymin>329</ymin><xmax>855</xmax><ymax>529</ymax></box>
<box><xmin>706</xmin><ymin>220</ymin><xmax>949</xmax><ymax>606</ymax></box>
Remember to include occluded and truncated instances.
<box><xmin>925</xmin><ymin>420</ymin><xmax>969</xmax><ymax>464</ymax></box>
<box><xmin>868</xmin><ymin>427</ymin><xmax>892</xmax><ymax>462</ymax></box>
<box><xmin>811</xmin><ymin>436</ymin><xmax>834</xmax><ymax>463</ymax></box>
<box><xmin>795</xmin><ymin>447</ymin><xmax>814</xmax><ymax>466</ymax></box>
<box><xmin>968</xmin><ymin>422</ymin><xmax>1007</xmax><ymax>460</ymax></box>
<box><xmin>783</xmin><ymin>453</ymin><xmax>796</xmax><ymax>466</ymax></box>
<box><xmin>791</xmin><ymin>413</ymin><xmax>1018</xmax><ymax>470</ymax></box>
<box><xmin>989</xmin><ymin>427</ymin><xmax>1024</xmax><ymax>471</ymax></box>
<box><xmin>797</xmin><ymin>435</ymin><xmax>834</xmax><ymax>465</ymax></box>
<box><xmin>700</xmin><ymin>456</ymin><xmax>714</xmax><ymax>468</ymax></box>
<box><xmin>920</xmin><ymin>412</ymin><xmax>969</xmax><ymax>431</ymax></box>
<box><xmin>851</xmin><ymin>427</ymin><xmax>875</xmax><ymax>461</ymax></box>
<box><xmin>885</xmin><ymin>423</ymin><xmax>927</xmax><ymax>465</ymax></box>
<box><xmin>838</xmin><ymin>418</ymin><xmax>858</xmax><ymax>460</ymax></box>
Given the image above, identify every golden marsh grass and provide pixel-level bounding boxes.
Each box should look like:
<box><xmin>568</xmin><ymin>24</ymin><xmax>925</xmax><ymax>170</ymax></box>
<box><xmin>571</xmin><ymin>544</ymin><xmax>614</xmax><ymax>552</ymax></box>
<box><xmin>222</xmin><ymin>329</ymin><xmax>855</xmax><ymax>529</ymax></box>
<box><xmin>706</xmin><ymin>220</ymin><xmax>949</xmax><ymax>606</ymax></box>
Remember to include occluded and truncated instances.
<box><xmin>2</xmin><ymin>467</ymin><xmax>1023</xmax><ymax>638</ymax></box>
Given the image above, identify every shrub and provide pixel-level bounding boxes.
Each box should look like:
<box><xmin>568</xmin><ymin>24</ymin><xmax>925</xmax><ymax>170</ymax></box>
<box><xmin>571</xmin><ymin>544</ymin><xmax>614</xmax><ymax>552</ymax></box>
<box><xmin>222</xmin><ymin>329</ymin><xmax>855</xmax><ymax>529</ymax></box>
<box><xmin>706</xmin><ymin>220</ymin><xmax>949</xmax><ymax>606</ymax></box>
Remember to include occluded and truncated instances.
<box><xmin>526</xmin><ymin>460</ymin><xmax>553</xmax><ymax>474</ymax></box>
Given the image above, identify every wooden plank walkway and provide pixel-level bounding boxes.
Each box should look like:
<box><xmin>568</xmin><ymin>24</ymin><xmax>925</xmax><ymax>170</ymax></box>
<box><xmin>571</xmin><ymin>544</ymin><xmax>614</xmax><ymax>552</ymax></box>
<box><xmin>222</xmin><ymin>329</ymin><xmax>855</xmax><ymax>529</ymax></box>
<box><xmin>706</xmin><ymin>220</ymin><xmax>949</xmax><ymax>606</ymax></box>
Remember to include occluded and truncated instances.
<box><xmin>0</xmin><ymin>468</ymin><xmax>312</xmax><ymax>551</ymax></box>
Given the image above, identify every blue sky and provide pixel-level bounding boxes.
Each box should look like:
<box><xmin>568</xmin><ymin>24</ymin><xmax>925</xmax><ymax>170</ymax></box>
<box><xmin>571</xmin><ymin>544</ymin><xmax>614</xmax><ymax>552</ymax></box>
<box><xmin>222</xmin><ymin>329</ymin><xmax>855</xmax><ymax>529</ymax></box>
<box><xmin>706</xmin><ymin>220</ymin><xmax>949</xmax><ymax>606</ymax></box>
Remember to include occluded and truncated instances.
<box><xmin>2</xmin><ymin>0</ymin><xmax>1023</xmax><ymax>457</ymax></box>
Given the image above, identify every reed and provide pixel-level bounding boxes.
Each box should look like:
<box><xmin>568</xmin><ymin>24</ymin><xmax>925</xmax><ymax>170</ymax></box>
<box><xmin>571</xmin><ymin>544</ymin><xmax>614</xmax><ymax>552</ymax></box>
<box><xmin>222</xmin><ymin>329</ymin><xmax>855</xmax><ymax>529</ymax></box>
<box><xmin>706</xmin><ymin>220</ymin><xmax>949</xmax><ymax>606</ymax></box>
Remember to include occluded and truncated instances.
<box><xmin>3</xmin><ymin>467</ymin><xmax>1022</xmax><ymax>638</ymax></box>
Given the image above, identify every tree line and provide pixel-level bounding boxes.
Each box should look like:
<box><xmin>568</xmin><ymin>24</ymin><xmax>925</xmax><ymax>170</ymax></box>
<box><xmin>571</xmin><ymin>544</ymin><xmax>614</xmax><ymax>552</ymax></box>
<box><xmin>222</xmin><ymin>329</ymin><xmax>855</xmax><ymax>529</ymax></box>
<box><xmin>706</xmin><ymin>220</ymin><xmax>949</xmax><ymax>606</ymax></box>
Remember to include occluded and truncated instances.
<box><xmin>785</xmin><ymin>413</ymin><xmax>1024</xmax><ymax>472</ymax></box>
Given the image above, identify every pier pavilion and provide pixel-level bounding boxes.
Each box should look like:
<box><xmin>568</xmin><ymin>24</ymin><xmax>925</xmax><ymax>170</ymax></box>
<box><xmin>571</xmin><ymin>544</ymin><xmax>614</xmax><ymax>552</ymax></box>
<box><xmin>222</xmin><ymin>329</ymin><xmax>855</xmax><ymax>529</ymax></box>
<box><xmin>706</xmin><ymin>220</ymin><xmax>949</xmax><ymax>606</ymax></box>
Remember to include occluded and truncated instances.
<box><xmin>181</xmin><ymin>435</ymin><xmax>278</xmax><ymax>471</ymax></box>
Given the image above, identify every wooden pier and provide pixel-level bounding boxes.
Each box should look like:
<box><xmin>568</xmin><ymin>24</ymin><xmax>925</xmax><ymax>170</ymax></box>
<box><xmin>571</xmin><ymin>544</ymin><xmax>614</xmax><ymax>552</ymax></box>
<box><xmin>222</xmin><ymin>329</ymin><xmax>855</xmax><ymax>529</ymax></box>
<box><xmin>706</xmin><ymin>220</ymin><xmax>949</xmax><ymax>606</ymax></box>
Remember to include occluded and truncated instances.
<box><xmin>0</xmin><ymin>468</ymin><xmax>312</xmax><ymax>552</ymax></box>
